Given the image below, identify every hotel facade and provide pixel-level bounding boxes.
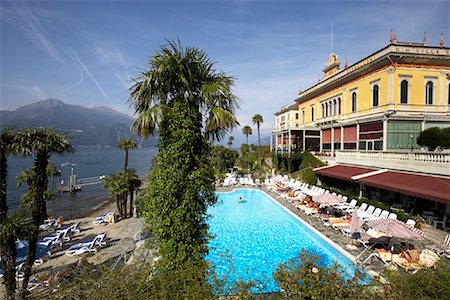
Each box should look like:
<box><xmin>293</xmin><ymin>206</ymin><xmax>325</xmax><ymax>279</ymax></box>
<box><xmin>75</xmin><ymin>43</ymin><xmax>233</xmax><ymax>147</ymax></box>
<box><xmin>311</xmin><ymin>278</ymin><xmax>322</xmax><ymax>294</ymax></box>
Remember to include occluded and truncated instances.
<box><xmin>271</xmin><ymin>36</ymin><xmax>450</xmax><ymax>176</ymax></box>
<box><xmin>270</xmin><ymin>35</ymin><xmax>450</xmax><ymax>226</ymax></box>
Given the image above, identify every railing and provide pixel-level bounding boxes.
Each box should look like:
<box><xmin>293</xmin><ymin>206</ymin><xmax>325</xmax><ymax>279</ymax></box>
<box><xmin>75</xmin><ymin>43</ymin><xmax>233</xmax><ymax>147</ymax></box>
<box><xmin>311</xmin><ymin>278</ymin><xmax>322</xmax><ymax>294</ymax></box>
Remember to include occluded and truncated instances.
<box><xmin>335</xmin><ymin>151</ymin><xmax>450</xmax><ymax>176</ymax></box>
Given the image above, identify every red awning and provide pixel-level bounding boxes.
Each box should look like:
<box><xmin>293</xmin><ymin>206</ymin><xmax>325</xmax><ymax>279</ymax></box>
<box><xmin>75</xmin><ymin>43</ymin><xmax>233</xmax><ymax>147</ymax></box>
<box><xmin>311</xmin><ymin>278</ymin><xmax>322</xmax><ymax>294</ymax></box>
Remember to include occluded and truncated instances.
<box><xmin>358</xmin><ymin>172</ymin><xmax>450</xmax><ymax>204</ymax></box>
<box><xmin>314</xmin><ymin>165</ymin><xmax>376</xmax><ymax>181</ymax></box>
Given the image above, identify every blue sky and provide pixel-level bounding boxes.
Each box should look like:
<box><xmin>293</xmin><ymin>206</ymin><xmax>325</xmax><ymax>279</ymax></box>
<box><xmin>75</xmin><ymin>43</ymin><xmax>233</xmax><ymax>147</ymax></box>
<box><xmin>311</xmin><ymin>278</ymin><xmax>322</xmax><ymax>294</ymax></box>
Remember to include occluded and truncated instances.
<box><xmin>1</xmin><ymin>0</ymin><xmax>448</xmax><ymax>144</ymax></box>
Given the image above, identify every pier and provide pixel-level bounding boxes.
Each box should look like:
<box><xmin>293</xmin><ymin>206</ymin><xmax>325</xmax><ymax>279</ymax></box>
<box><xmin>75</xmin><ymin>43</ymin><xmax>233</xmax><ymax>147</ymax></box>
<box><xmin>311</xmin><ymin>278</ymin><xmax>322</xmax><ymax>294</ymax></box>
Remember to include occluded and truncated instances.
<box><xmin>58</xmin><ymin>162</ymin><xmax>105</xmax><ymax>193</ymax></box>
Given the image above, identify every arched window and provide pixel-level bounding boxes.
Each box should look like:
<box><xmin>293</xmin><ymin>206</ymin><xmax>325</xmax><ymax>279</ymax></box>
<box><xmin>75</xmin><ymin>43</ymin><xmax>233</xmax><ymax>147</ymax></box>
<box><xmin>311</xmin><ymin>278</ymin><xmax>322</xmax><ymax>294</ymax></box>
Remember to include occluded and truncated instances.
<box><xmin>325</xmin><ymin>103</ymin><xmax>328</xmax><ymax>117</ymax></box>
<box><xmin>373</xmin><ymin>84</ymin><xmax>379</xmax><ymax>107</ymax></box>
<box><xmin>333</xmin><ymin>99</ymin><xmax>337</xmax><ymax>115</ymax></box>
<box><xmin>352</xmin><ymin>92</ymin><xmax>357</xmax><ymax>112</ymax></box>
<box><xmin>321</xmin><ymin>104</ymin><xmax>324</xmax><ymax>118</ymax></box>
<box><xmin>400</xmin><ymin>80</ymin><xmax>408</xmax><ymax>104</ymax></box>
<box><xmin>338</xmin><ymin>98</ymin><xmax>341</xmax><ymax>115</ymax></box>
<box><xmin>425</xmin><ymin>81</ymin><xmax>433</xmax><ymax>105</ymax></box>
<box><xmin>302</xmin><ymin>109</ymin><xmax>305</xmax><ymax>124</ymax></box>
<box><xmin>311</xmin><ymin>106</ymin><xmax>314</xmax><ymax>121</ymax></box>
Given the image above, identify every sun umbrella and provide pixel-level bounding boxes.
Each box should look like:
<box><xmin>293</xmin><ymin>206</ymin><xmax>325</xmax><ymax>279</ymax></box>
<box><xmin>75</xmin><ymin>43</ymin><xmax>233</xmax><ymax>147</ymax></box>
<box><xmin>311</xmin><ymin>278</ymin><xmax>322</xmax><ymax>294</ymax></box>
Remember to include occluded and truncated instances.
<box><xmin>367</xmin><ymin>219</ymin><xmax>426</xmax><ymax>240</ymax></box>
<box><xmin>312</xmin><ymin>194</ymin><xmax>345</xmax><ymax>206</ymax></box>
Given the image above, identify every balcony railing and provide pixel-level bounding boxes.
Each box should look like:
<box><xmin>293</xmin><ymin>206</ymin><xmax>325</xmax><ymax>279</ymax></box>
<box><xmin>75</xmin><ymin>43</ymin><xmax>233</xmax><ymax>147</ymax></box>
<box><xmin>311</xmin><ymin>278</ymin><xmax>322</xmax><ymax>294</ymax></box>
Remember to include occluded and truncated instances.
<box><xmin>335</xmin><ymin>151</ymin><xmax>450</xmax><ymax>176</ymax></box>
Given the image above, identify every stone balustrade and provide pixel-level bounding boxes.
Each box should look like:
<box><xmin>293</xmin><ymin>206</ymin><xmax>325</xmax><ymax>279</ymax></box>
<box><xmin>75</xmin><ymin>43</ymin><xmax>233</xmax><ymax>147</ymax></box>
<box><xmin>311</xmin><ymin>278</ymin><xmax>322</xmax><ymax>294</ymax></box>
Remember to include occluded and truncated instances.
<box><xmin>335</xmin><ymin>151</ymin><xmax>450</xmax><ymax>176</ymax></box>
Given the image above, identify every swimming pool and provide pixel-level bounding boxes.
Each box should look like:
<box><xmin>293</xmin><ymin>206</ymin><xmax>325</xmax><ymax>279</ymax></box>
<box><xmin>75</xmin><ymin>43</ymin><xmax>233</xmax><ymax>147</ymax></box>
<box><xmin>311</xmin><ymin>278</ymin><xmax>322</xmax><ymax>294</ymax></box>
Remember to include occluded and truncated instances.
<box><xmin>206</xmin><ymin>188</ymin><xmax>364</xmax><ymax>293</ymax></box>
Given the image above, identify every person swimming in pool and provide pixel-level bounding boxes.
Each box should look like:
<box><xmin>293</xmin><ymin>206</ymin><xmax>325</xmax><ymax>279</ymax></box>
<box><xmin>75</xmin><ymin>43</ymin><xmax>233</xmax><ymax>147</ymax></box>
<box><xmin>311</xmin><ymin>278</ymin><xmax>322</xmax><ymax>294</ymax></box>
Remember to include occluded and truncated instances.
<box><xmin>238</xmin><ymin>197</ymin><xmax>244</xmax><ymax>203</ymax></box>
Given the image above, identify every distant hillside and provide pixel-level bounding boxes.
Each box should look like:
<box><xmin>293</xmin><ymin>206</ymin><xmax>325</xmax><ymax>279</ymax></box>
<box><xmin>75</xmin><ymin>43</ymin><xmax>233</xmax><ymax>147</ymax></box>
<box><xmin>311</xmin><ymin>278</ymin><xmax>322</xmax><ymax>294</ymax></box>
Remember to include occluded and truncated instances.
<box><xmin>0</xmin><ymin>99</ymin><xmax>157</xmax><ymax>147</ymax></box>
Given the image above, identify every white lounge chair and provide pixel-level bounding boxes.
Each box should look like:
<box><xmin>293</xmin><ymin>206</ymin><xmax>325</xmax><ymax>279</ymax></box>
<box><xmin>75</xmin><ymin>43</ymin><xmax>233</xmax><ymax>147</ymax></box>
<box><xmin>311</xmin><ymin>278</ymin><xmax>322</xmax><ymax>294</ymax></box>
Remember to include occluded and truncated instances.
<box><xmin>38</xmin><ymin>231</ymin><xmax>66</xmax><ymax>247</ymax></box>
<box><xmin>367</xmin><ymin>208</ymin><xmax>382</xmax><ymax>220</ymax></box>
<box><xmin>65</xmin><ymin>233</ymin><xmax>106</xmax><ymax>256</ymax></box>
<box><xmin>359</xmin><ymin>205</ymin><xmax>375</xmax><ymax>219</ymax></box>
<box><xmin>336</xmin><ymin>199</ymin><xmax>357</xmax><ymax>212</ymax></box>
<box><xmin>93</xmin><ymin>212</ymin><xmax>115</xmax><ymax>225</ymax></box>
<box><xmin>379</xmin><ymin>210</ymin><xmax>390</xmax><ymax>219</ymax></box>
<box><xmin>358</xmin><ymin>203</ymin><xmax>368</xmax><ymax>212</ymax></box>
<box><xmin>38</xmin><ymin>219</ymin><xmax>55</xmax><ymax>231</ymax></box>
<box><xmin>387</xmin><ymin>212</ymin><xmax>397</xmax><ymax>220</ymax></box>
<box><xmin>405</xmin><ymin>219</ymin><xmax>416</xmax><ymax>227</ymax></box>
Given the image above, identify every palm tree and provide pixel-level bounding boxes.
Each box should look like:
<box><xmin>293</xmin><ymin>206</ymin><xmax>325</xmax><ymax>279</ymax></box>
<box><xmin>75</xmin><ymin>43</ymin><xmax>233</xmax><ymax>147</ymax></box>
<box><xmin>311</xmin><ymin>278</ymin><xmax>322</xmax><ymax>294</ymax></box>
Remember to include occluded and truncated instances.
<box><xmin>122</xmin><ymin>169</ymin><xmax>141</xmax><ymax>217</ymax></box>
<box><xmin>0</xmin><ymin>129</ymin><xmax>19</xmax><ymax>299</ymax></box>
<box><xmin>227</xmin><ymin>136</ymin><xmax>234</xmax><ymax>149</ymax></box>
<box><xmin>12</xmin><ymin>128</ymin><xmax>73</xmax><ymax>297</ymax></box>
<box><xmin>116</xmin><ymin>138</ymin><xmax>137</xmax><ymax>171</ymax></box>
<box><xmin>104</xmin><ymin>172</ymin><xmax>128</xmax><ymax>217</ymax></box>
<box><xmin>128</xmin><ymin>39</ymin><xmax>239</xmax><ymax>141</ymax></box>
<box><xmin>242</xmin><ymin>126</ymin><xmax>252</xmax><ymax>145</ymax></box>
<box><xmin>128</xmin><ymin>40</ymin><xmax>239</xmax><ymax>266</ymax></box>
<box><xmin>104</xmin><ymin>169</ymin><xmax>141</xmax><ymax>218</ymax></box>
<box><xmin>0</xmin><ymin>210</ymin><xmax>34</xmax><ymax>299</ymax></box>
<box><xmin>252</xmin><ymin>114</ymin><xmax>264</xmax><ymax>166</ymax></box>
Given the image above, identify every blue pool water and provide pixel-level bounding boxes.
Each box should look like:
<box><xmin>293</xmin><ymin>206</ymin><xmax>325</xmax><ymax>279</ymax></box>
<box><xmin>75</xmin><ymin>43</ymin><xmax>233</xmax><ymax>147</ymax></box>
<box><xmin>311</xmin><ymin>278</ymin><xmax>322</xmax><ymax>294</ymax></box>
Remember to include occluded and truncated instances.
<box><xmin>206</xmin><ymin>188</ymin><xmax>364</xmax><ymax>293</ymax></box>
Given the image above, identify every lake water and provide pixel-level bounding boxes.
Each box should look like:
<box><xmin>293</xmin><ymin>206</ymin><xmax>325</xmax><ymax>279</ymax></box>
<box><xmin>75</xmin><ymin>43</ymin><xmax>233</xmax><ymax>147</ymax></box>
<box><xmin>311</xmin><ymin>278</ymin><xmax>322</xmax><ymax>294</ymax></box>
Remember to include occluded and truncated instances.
<box><xmin>5</xmin><ymin>147</ymin><xmax>157</xmax><ymax>219</ymax></box>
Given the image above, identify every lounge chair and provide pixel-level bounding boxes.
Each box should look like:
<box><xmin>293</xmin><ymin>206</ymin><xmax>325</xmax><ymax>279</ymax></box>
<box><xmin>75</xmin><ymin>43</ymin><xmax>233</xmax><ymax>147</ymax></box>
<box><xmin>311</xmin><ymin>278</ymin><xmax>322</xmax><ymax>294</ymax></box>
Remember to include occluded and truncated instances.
<box><xmin>76</xmin><ymin>233</ymin><xmax>107</xmax><ymax>248</ymax></box>
<box><xmin>358</xmin><ymin>203</ymin><xmax>368</xmax><ymax>212</ymax></box>
<box><xmin>405</xmin><ymin>219</ymin><xmax>416</xmax><ymax>227</ymax></box>
<box><xmin>65</xmin><ymin>233</ymin><xmax>107</xmax><ymax>256</ymax></box>
<box><xmin>93</xmin><ymin>212</ymin><xmax>115</xmax><ymax>225</ymax></box>
<box><xmin>370</xmin><ymin>208</ymin><xmax>382</xmax><ymax>219</ymax></box>
<box><xmin>379</xmin><ymin>210</ymin><xmax>390</xmax><ymax>219</ymax></box>
<box><xmin>388</xmin><ymin>213</ymin><xmax>397</xmax><ymax>220</ymax></box>
<box><xmin>39</xmin><ymin>218</ymin><xmax>55</xmax><ymax>231</ymax></box>
<box><xmin>359</xmin><ymin>205</ymin><xmax>375</xmax><ymax>219</ymax></box>
<box><xmin>38</xmin><ymin>231</ymin><xmax>66</xmax><ymax>247</ymax></box>
<box><xmin>356</xmin><ymin>230</ymin><xmax>391</xmax><ymax>248</ymax></box>
<box><xmin>57</xmin><ymin>222</ymin><xmax>80</xmax><ymax>235</ymax></box>
<box><xmin>336</xmin><ymin>199</ymin><xmax>357</xmax><ymax>212</ymax></box>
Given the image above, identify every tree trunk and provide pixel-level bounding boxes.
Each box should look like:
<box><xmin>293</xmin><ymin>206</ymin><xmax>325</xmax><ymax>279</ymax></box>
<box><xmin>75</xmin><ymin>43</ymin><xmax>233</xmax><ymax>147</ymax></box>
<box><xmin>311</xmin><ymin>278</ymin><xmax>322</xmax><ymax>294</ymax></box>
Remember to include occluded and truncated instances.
<box><xmin>123</xmin><ymin>192</ymin><xmax>128</xmax><ymax>218</ymax></box>
<box><xmin>0</xmin><ymin>150</ymin><xmax>8</xmax><ymax>215</ymax></box>
<box><xmin>129</xmin><ymin>189</ymin><xmax>134</xmax><ymax>217</ymax></box>
<box><xmin>1</xmin><ymin>147</ymin><xmax>19</xmax><ymax>298</ymax></box>
<box><xmin>20</xmin><ymin>151</ymin><xmax>49</xmax><ymax>297</ymax></box>
<box><xmin>246</xmin><ymin>135</ymin><xmax>248</xmax><ymax>145</ymax></box>
<box><xmin>35</xmin><ymin>152</ymin><xmax>49</xmax><ymax>224</ymax></box>
<box><xmin>257</xmin><ymin>124</ymin><xmax>262</xmax><ymax>168</ymax></box>
<box><xmin>1</xmin><ymin>236</ymin><xmax>17</xmax><ymax>299</ymax></box>
<box><xmin>115</xmin><ymin>195</ymin><xmax>121</xmax><ymax>216</ymax></box>
<box><xmin>19</xmin><ymin>228</ymin><xmax>38</xmax><ymax>299</ymax></box>
<box><xmin>124</xmin><ymin>150</ymin><xmax>128</xmax><ymax>171</ymax></box>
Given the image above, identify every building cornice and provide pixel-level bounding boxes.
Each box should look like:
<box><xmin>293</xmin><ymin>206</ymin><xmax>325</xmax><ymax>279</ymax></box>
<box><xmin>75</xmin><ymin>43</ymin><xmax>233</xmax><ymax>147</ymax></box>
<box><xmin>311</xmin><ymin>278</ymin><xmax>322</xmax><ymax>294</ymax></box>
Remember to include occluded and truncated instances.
<box><xmin>296</xmin><ymin>44</ymin><xmax>450</xmax><ymax>104</ymax></box>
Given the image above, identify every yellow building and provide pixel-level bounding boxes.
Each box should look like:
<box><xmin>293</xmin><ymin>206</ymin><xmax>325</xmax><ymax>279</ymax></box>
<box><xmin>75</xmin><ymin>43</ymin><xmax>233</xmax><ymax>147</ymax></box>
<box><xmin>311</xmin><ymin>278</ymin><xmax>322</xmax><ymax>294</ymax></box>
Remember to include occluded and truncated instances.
<box><xmin>271</xmin><ymin>36</ymin><xmax>450</xmax><ymax>155</ymax></box>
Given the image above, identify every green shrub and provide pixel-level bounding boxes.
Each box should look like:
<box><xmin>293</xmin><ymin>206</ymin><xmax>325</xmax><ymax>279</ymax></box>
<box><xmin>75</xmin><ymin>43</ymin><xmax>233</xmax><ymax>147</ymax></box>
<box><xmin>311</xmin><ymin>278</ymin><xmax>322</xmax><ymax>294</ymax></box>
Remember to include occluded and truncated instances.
<box><xmin>291</xmin><ymin>168</ymin><xmax>317</xmax><ymax>185</ymax></box>
<box><xmin>379</xmin><ymin>259</ymin><xmax>450</xmax><ymax>299</ymax></box>
<box><xmin>417</xmin><ymin>127</ymin><xmax>450</xmax><ymax>150</ymax></box>
<box><xmin>300</xmin><ymin>151</ymin><xmax>325</xmax><ymax>170</ymax></box>
<box><xmin>273</xmin><ymin>249</ymin><xmax>368</xmax><ymax>299</ymax></box>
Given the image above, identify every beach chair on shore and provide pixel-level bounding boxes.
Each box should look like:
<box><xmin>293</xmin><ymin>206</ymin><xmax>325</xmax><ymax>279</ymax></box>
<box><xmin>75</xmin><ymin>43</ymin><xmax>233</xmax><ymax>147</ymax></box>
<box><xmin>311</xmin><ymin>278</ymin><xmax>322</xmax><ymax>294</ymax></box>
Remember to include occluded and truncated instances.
<box><xmin>39</xmin><ymin>218</ymin><xmax>56</xmax><ymax>231</ymax></box>
<box><xmin>38</xmin><ymin>231</ymin><xmax>66</xmax><ymax>248</ymax></box>
<box><xmin>65</xmin><ymin>233</ymin><xmax>107</xmax><ymax>256</ymax></box>
<box><xmin>93</xmin><ymin>212</ymin><xmax>115</xmax><ymax>225</ymax></box>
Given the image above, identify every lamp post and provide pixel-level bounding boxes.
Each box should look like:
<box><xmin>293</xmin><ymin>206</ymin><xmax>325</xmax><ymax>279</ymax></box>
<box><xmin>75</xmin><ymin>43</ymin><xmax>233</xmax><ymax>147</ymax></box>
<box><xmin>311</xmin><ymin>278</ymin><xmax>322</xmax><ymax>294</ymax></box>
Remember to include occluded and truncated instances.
<box><xmin>410</xmin><ymin>134</ymin><xmax>414</xmax><ymax>152</ymax></box>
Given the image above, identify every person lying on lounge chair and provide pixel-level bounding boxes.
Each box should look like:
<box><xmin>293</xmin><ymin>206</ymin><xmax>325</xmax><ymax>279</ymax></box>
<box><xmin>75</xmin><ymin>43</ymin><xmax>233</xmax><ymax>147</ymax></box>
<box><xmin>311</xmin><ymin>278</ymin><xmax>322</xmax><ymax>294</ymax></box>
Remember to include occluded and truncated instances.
<box><xmin>93</xmin><ymin>212</ymin><xmax>115</xmax><ymax>225</ymax></box>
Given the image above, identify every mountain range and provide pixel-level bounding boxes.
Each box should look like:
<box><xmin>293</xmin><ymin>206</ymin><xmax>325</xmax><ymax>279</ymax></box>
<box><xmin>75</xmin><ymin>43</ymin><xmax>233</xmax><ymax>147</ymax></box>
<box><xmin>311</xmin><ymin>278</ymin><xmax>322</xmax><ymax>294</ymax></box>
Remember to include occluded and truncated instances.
<box><xmin>0</xmin><ymin>99</ymin><xmax>156</xmax><ymax>147</ymax></box>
